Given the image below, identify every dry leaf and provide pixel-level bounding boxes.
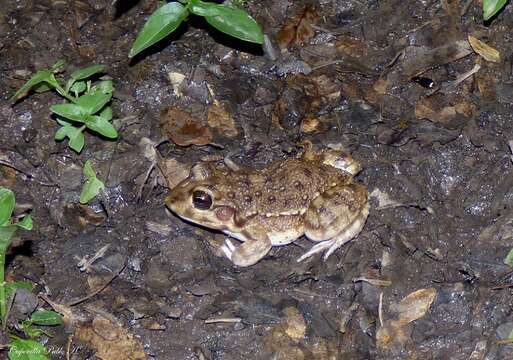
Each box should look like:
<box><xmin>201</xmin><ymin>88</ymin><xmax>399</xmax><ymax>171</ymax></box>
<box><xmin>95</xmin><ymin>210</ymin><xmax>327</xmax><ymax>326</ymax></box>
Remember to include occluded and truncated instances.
<box><xmin>207</xmin><ymin>103</ymin><xmax>238</xmax><ymax>138</ymax></box>
<box><xmin>157</xmin><ymin>158</ymin><xmax>191</xmax><ymax>189</ymax></box>
<box><xmin>468</xmin><ymin>36</ymin><xmax>501</xmax><ymax>63</ymax></box>
<box><xmin>300</xmin><ymin>116</ymin><xmax>321</xmax><ymax>133</ymax></box>
<box><xmin>76</xmin><ymin>314</ymin><xmax>146</xmax><ymax>360</ymax></box>
<box><xmin>277</xmin><ymin>5</ymin><xmax>319</xmax><ymax>49</ymax></box>
<box><xmin>377</xmin><ymin>288</ymin><xmax>437</xmax><ymax>349</ymax></box>
<box><xmin>392</xmin><ymin>287</ymin><xmax>437</xmax><ymax>325</ymax></box>
<box><xmin>160</xmin><ymin>107</ymin><xmax>213</xmax><ymax>146</ymax></box>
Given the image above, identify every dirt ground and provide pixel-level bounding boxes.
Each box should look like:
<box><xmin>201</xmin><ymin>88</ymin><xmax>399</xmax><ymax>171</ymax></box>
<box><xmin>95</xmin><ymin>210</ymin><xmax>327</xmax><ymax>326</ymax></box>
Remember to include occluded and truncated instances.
<box><xmin>1</xmin><ymin>0</ymin><xmax>513</xmax><ymax>359</ymax></box>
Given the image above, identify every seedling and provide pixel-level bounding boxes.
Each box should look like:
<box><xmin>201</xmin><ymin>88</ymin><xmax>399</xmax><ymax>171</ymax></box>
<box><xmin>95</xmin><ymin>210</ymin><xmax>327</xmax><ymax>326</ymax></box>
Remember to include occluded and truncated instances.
<box><xmin>0</xmin><ymin>188</ymin><xmax>62</xmax><ymax>359</ymax></box>
<box><xmin>483</xmin><ymin>0</ymin><xmax>508</xmax><ymax>21</ymax></box>
<box><xmin>129</xmin><ymin>0</ymin><xmax>264</xmax><ymax>58</ymax></box>
<box><xmin>80</xmin><ymin>160</ymin><xmax>105</xmax><ymax>204</ymax></box>
<box><xmin>0</xmin><ymin>188</ymin><xmax>32</xmax><ymax>330</ymax></box>
<box><xmin>11</xmin><ymin>61</ymin><xmax>118</xmax><ymax>153</ymax></box>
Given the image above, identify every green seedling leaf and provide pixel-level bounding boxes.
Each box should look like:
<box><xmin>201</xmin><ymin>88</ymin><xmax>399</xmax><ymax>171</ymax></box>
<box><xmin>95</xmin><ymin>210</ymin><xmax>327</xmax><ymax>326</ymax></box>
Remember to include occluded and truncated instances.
<box><xmin>483</xmin><ymin>0</ymin><xmax>508</xmax><ymax>20</ymax></box>
<box><xmin>86</xmin><ymin>116</ymin><xmax>118</xmax><ymax>138</ymax></box>
<box><xmin>50</xmin><ymin>59</ymin><xmax>66</xmax><ymax>72</ymax></box>
<box><xmin>0</xmin><ymin>226</ymin><xmax>17</xmax><ymax>253</ymax></box>
<box><xmin>0</xmin><ymin>187</ymin><xmax>15</xmax><ymax>226</ymax></box>
<box><xmin>15</xmin><ymin>215</ymin><xmax>32</xmax><ymax>230</ymax></box>
<box><xmin>504</xmin><ymin>248</ymin><xmax>513</xmax><ymax>266</ymax></box>
<box><xmin>190</xmin><ymin>0</ymin><xmax>224</xmax><ymax>16</ymax></box>
<box><xmin>55</xmin><ymin>124</ymin><xmax>85</xmax><ymax>153</ymax></box>
<box><xmin>129</xmin><ymin>2</ymin><xmax>189</xmax><ymax>58</ymax></box>
<box><xmin>93</xmin><ymin>80</ymin><xmax>114</xmax><ymax>94</ymax></box>
<box><xmin>204</xmin><ymin>4</ymin><xmax>264</xmax><ymax>44</ymax></box>
<box><xmin>5</xmin><ymin>281</ymin><xmax>33</xmax><ymax>303</ymax></box>
<box><xmin>11</xmin><ymin>70</ymin><xmax>53</xmax><ymax>102</ymax></box>
<box><xmin>99</xmin><ymin>106</ymin><xmax>113</xmax><ymax>121</ymax></box>
<box><xmin>30</xmin><ymin>309</ymin><xmax>62</xmax><ymax>326</ymax></box>
<box><xmin>70</xmin><ymin>81</ymin><xmax>87</xmax><ymax>95</ymax></box>
<box><xmin>19</xmin><ymin>320</ymin><xmax>45</xmax><ymax>339</ymax></box>
<box><xmin>50</xmin><ymin>103</ymin><xmax>86</xmax><ymax>122</ymax></box>
<box><xmin>75</xmin><ymin>91</ymin><xmax>111</xmax><ymax>115</ymax></box>
<box><xmin>80</xmin><ymin>161</ymin><xmax>105</xmax><ymax>204</ymax></box>
<box><xmin>8</xmin><ymin>337</ymin><xmax>49</xmax><ymax>360</ymax></box>
<box><xmin>71</xmin><ymin>64</ymin><xmax>106</xmax><ymax>81</ymax></box>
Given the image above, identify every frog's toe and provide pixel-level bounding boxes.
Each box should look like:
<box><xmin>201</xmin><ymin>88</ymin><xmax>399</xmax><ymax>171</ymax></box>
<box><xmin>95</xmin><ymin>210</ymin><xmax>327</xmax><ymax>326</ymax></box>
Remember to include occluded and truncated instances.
<box><xmin>298</xmin><ymin>202</ymin><xmax>369</xmax><ymax>262</ymax></box>
<box><xmin>220</xmin><ymin>239</ymin><xmax>236</xmax><ymax>260</ymax></box>
<box><xmin>297</xmin><ymin>240</ymin><xmax>334</xmax><ymax>262</ymax></box>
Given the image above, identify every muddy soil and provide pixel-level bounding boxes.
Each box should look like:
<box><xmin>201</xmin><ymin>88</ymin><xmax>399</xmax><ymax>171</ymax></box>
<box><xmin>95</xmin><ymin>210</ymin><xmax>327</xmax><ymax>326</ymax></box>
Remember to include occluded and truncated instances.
<box><xmin>1</xmin><ymin>0</ymin><xmax>513</xmax><ymax>359</ymax></box>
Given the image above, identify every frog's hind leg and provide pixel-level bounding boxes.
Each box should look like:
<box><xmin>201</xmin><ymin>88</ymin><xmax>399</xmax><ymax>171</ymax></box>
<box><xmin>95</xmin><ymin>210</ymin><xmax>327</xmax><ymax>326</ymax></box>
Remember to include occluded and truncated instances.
<box><xmin>299</xmin><ymin>183</ymin><xmax>369</xmax><ymax>262</ymax></box>
<box><xmin>220</xmin><ymin>230</ymin><xmax>272</xmax><ymax>267</ymax></box>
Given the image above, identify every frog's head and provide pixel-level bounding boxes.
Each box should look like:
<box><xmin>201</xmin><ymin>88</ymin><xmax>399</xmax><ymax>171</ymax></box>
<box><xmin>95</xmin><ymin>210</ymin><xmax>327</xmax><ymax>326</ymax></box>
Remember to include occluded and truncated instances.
<box><xmin>165</xmin><ymin>162</ymin><xmax>240</xmax><ymax>231</ymax></box>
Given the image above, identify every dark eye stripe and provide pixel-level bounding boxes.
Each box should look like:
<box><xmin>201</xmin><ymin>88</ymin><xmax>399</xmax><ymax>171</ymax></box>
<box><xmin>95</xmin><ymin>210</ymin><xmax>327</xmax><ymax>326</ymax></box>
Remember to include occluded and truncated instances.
<box><xmin>192</xmin><ymin>190</ymin><xmax>212</xmax><ymax>210</ymax></box>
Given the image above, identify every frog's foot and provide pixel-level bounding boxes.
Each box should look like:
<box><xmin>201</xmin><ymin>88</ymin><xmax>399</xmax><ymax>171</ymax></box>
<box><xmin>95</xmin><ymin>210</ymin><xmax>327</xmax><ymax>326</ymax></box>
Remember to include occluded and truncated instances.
<box><xmin>220</xmin><ymin>237</ymin><xmax>272</xmax><ymax>267</ymax></box>
<box><xmin>298</xmin><ymin>202</ymin><xmax>369</xmax><ymax>262</ymax></box>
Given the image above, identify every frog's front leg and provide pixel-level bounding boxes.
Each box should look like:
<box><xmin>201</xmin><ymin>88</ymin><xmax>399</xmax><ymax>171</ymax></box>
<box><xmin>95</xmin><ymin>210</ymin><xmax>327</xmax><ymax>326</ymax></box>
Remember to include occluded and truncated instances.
<box><xmin>299</xmin><ymin>183</ymin><xmax>369</xmax><ymax>262</ymax></box>
<box><xmin>220</xmin><ymin>225</ymin><xmax>272</xmax><ymax>267</ymax></box>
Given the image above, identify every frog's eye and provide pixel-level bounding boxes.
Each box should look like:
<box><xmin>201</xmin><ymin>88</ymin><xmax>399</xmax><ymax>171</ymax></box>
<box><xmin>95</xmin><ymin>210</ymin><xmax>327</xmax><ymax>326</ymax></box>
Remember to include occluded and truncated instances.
<box><xmin>192</xmin><ymin>190</ymin><xmax>212</xmax><ymax>210</ymax></box>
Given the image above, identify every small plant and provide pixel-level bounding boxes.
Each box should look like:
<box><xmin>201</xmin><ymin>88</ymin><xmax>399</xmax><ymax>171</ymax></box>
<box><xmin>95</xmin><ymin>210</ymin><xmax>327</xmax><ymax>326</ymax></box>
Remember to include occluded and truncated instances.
<box><xmin>80</xmin><ymin>160</ymin><xmax>105</xmax><ymax>204</ymax></box>
<box><xmin>0</xmin><ymin>188</ymin><xmax>32</xmax><ymax>329</ymax></box>
<box><xmin>11</xmin><ymin>60</ymin><xmax>118</xmax><ymax>153</ymax></box>
<box><xmin>0</xmin><ymin>188</ymin><xmax>62</xmax><ymax>359</ymax></box>
<box><xmin>483</xmin><ymin>0</ymin><xmax>507</xmax><ymax>21</ymax></box>
<box><xmin>129</xmin><ymin>0</ymin><xmax>264</xmax><ymax>58</ymax></box>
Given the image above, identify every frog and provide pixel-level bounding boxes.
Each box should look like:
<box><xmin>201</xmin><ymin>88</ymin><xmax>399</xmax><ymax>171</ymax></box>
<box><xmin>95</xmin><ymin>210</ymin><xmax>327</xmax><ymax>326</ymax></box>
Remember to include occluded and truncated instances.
<box><xmin>164</xmin><ymin>144</ymin><xmax>369</xmax><ymax>267</ymax></box>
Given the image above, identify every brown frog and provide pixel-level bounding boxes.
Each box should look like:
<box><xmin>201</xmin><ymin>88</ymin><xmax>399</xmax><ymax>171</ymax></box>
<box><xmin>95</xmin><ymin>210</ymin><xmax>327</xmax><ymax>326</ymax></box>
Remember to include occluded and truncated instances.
<box><xmin>165</xmin><ymin>145</ymin><xmax>369</xmax><ymax>267</ymax></box>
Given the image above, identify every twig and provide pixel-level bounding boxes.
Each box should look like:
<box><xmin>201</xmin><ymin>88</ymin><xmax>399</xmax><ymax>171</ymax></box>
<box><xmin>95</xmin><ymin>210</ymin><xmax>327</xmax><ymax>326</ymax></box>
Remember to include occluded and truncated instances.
<box><xmin>66</xmin><ymin>260</ymin><xmax>126</xmax><ymax>307</ymax></box>
<box><xmin>204</xmin><ymin>317</ymin><xmax>242</xmax><ymax>324</ymax></box>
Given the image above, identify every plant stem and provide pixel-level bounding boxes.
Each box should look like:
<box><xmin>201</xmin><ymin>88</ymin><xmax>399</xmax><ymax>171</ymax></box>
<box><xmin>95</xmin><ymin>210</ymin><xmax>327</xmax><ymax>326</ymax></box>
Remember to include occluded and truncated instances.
<box><xmin>0</xmin><ymin>251</ymin><xmax>6</xmax><ymax>330</ymax></box>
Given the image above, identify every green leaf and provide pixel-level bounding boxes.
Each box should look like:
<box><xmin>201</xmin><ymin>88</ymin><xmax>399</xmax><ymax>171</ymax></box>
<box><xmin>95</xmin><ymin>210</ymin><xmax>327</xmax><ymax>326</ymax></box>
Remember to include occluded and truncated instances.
<box><xmin>55</xmin><ymin>125</ymin><xmax>85</xmax><ymax>153</ymax></box>
<box><xmin>8</xmin><ymin>338</ymin><xmax>49</xmax><ymax>360</ymax></box>
<box><xmin>68</xmin><ymin>130</ymin><xmax>85</xmax><ymax>153</ymax></box>
<box><xmin>5</xmin><ymin>281</ymin><xmax>33</xmax><ymax>302</ymax></box>
<box><xmin>70</xmin><ymin>81</ymin><xmax>87</xmax><ymax>94</ymax></box>
<box><xmin>190</xmin><ymin>0</ymin><xmax>224</xmax><ymax>16</ymax></box>
<box><xmin>19</xmin><ymin>320</ymin><xmax>45</xmax><ymax>339</ymax></box>
<box><xmin>0</xmin><ymin>226</ymin><xmax>17</xmax><ymax>252</ymax></box>
<box><xmin>70</xmin><ymin>64</ymin><xmax>106</xmax><ymax>81</ymax></box>
<box><xmin>83</xmin><ymin>160</ymin><xmax>96</xmax><ymax>179</ymax></box>
<box><xmin>504</xmin><ymin>248</ymin><xmax>513</xmax><ymax>266</ymax></box>
<box><xmin>483</xmin><ymin>0</ymin><xmax>508</xmax><ymax>20</ymax></box>
<box><xmin>204</xmin><ymin>4</ymin><xmax>264</xmax><ymax>44</ymax></box>
<box><xmin>0</xmin><ymin>187</ymin><xmax>15</xmax><ymax>226</ymax></box>
<box><xmin>30</xmin><ymin>309</ymin><xmax>62</xmax><ymax>326</ymax></box>
<box><xmin>80</xmin><ymin>161</ymin><xmax>105</xmax><ymax>204</ymax></box>
<box><xmin>11</xmin><ymin>69</ymin><xmax>53</xmax><ymax>101</ymax></box>
<box><xmin>86</xmin><ymin>116</ymin><xmax>118</xmax><ymax>138</ymax></box>
<box><xmin>129</xmin><ymin>2</ymin><xmax>189</xmax><ymax>58</ymax></box>
<box><xmin>75</xmin><ymin>91</ymin><xmax>111</xmax><ymax>115</ymax></box>
<box><xmin>50</xmin><ymin>103</ymin><xmax>86</xmax><ymax>122</ymax></box>
<box><xmin>99</xmin><ymin>106</ymin><xmax>113</xmax><ymax>121</ymax></box>
<box><xmin>15</xmin><ymin>215</ymin><xmax>32</xmax><ymax>230</ymax></box>
<box><xmin>93</xmin><ymin>80</ymin><xmax>114</xmax><ymax>94</ymax></box>
<box><xmin>50</xmin><ymin>59</ymin><xmax>66</xmax><ymax>72</ymax></box>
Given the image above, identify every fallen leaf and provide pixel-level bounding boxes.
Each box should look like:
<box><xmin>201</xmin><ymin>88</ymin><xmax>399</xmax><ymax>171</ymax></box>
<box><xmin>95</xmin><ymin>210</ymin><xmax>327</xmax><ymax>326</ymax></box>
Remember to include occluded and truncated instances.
<box><xmin>468</xmin><ymin>36</ymin><xmax>501</xmax><ymax>63</ymax></box>
<box><xmin>300</xmin><ymin>116</ymin><xmax>321</xmax><ymax>133</ymax></box>
<box><xmin>377</xmin><ymin>288</ymin><xmax>437</xmax><ymax>350</ymax></box>
<box><xmin>207</xmin><ymin>103</ymin><xmax>238</xmax><ymax>138</ymax></box>
<box><xmin>76</xmin><ymin>313</ymin><xmax>146</xmax><ymax>360</ymax></box>
<box><xmin>277</xmin><ymin>5</ymin><xmax>319</xmax><ymax>49</ymax></box>
<box><xmin>391</xmin><ymin>288</ymin><xmax>437</xmax><ymax>325</ymax></box>
<box><xmin>157</xmin><ymin>158</ymin><xmax>191</xmax><ymax>189</ymax></box>
<box><xmin>160</xmin><ymin>107</ymin><xmax>212</xmax><ymax>146</ymax></box>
